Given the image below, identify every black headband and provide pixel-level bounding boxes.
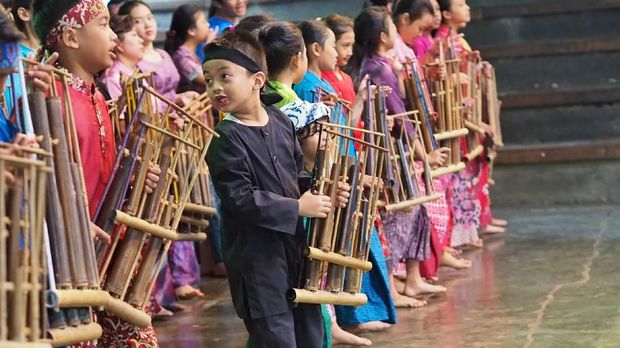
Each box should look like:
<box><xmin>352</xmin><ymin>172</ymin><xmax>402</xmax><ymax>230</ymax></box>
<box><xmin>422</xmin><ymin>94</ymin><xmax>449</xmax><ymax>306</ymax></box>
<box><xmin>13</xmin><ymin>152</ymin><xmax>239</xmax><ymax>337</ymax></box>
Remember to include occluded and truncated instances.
<box><xmin>203</xmin><ymin>44</ymin><xmax>263</xmax><ymax>73</ymax></box>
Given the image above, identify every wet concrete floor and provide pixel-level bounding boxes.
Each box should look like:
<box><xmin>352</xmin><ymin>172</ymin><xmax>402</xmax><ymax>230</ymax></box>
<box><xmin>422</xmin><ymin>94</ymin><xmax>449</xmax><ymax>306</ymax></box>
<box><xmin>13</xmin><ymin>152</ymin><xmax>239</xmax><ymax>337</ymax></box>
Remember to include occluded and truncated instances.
<box><xmin>155</xmin><ymin>205</ymin><xmax>620</xmax><ymax>347</ymax></box>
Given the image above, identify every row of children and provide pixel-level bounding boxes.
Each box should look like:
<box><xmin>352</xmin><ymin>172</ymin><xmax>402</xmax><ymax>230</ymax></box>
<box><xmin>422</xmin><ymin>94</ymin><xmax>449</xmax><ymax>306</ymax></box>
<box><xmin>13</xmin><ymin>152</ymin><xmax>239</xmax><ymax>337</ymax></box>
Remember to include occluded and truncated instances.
<box><xmin>0</xmin><ymin>0</ymin><xmax>506</xmax><ymax>346</ymax></box>
<box><xmin>196</xmin><ymin>0</ymin><xmax>507</xmax><ymax>347</ymax></box>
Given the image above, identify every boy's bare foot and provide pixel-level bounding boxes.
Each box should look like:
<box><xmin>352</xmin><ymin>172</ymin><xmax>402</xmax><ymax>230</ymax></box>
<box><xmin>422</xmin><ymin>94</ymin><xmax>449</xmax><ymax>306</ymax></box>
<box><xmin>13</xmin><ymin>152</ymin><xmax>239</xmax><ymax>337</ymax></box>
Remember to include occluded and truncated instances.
<box><xmin>175</xmin><ymin>284</ymin><xmax>205</xmax><ymax>300</ymax></box>
<box><xmin>482</xmin><ymin>224</ymin><xmax>506</xmax><ymax>235</ymax></box>
<box><xmin>332</xmin><ymin>323</ymin><xmax>372</xmax><ymax>346</ymax></box>
<box><xmin>441</xmin><ymin>251</ymin><xmax>472</xmax><ymax>270</ymax></box>
<box><xmin>492</xmin><ymin>218</ymin><xmax>508</xmax><ymax>227</ymax></box>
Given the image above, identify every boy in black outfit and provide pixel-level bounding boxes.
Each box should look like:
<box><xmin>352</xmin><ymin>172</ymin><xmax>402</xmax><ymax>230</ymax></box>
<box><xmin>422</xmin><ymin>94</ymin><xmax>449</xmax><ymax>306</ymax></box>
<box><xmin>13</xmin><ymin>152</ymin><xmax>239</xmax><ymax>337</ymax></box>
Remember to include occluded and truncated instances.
<box><xmin>204</xmin><ymin>31</ymin><xmax>348</xmax><ymax>348</ymax></box>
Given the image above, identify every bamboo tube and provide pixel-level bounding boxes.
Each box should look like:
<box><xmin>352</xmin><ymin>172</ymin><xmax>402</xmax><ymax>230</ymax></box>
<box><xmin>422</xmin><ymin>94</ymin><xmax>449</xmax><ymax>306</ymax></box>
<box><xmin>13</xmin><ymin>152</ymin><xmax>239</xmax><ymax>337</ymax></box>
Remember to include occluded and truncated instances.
<box><xmin>388</xmin><ymin>110</ymin><xmax>419</xmax><ymax>118</ymax></box>
<box><xmin>317</xmin><ymin>122</ymin><xmax>384</xmax><ymax>136</ymax></box>
<box><xmin>112</xmin><ymin>210</ymin><xmax>189</xmax><ymax>241</ymax></box>
<box><xmin>47</xmin><ymin>322</ymin><xmax>102</xmax><ymax>347</ymax></box>
<box><xmin>464</xmin><ymin>120</ymin><xmax>484</xmax><ymax>134</ymax></box>
<box><xmin>434</xmin><ymin>128</ymin><xmax>469</xmax><ymax>141</ymax></box>
<box><xmin>464</xmin><ymin>144</ymin><xmax>484</xmax><ymax>162</ymax></box>
<box><xmin>305</xmin><ymin>247</ymin><xmax>372</xmax><ymax>271</ymax></box>
<box><xmin>430</xmin><ymin>162</ymin><xmax>466</xmax><ymax>178</ymax></box>
<box><xmin>179</xmin><ymin>216</ymin><xmax>210</xmax><ymax>228</ymax></box>
<box><xmin>385</xmin><ymin>193</ymin><xmax>443</xmax><ymax>212</ymax></box>
<box><xmin>104</xmin><ymin>297</ymin><xmax>151</xmax><ymax>327</ymax></box>
<box><xmin>183</xmin><ymin>203</ymin><xmax>217</xmax><ymax>216</ymax></box>
<box><xmin>289</xmin><ymin>289</ymin><xmax>367</xmax><ymax>306</ymax></box>
<box><xmin>0</xmin><ymin>341</ymin><xmax>51</xmax><ymax>348</ymax></box>
<box><xmin>175</xmin><ymin>233</ymin><xmax>208</xmax><ymax>242</ymax></box>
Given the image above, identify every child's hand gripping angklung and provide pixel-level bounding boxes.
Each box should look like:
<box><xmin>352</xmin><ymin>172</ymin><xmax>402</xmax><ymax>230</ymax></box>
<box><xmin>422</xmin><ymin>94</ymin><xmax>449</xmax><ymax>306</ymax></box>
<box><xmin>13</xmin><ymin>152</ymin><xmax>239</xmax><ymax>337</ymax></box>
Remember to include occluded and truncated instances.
<box><xmin>298</xmin><ymin>191</ymin><xmax>332</xmax><ymax>218</ymax></box>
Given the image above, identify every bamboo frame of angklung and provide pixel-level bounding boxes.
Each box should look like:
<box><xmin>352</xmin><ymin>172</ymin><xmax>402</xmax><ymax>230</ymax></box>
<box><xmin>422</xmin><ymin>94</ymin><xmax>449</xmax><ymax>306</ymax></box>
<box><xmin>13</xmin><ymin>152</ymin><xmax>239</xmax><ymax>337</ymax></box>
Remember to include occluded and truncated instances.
<box><xmin>370</xmin><ymin>86</ymin><xmax>441</xmax><ymax>212</ymax></box>
<box><xmin>480</xmin><ymin>65</ymin><xmax>503</xmax><ymax>181</ymax></box>
<box><xmin>426</xmin><ymin>40</ymin><xmax>470</xmax><ymax>167</ymax></box>
<box><xmin>0</xmin><ymin>152</ymin><xmax>52</xmax><ymax>347</ymax></box>
<box><xmin>461</xmin><ymin>51</ymin><xmax>487</xmax><ymax>163</ymax></box>
<box><xmin>21</xmin><ymin>58</ymin><xmax>108</xmax><ymax>346</ymax></box>
<box><xmin>177</xmin><ymin>96</ymin><xmax>217</xmax><ymax>233</ymax></box>
<box><xmin>91</xmin><ymin>76</ymin><xmax>217</xmax><ymax>327</ymax></box>
<box><xmin>290</xmin><ymin>121</ymin><xmax>387</xmax><ymax>306</ymax></box>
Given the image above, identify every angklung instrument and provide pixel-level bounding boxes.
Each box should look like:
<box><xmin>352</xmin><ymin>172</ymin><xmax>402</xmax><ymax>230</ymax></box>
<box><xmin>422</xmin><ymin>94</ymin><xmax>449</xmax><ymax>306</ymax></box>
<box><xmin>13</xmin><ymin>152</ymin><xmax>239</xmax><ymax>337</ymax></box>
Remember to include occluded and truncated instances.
<box><xmin>481</xmin><ymin>64</ymin><xmax>503</xmax><ymax>181</ymax></box>
<box><xmin>290</xmin><ymin>96</ymin><xmax>387</xmax><ymax>306</ymax></box>
<box><xmin>93</xmin><ymin>72</ymin><xmax>218</xmax><ymax>328</ymax></box>
<box><xmin>373</xmin><ymin>82</ymin><xmax>441</xmax><ymax>212</ymax></box>
<box><xmin>18</xmin><ymin>58</ymin><xmax>103</xmax><ymax>346</ymax></box>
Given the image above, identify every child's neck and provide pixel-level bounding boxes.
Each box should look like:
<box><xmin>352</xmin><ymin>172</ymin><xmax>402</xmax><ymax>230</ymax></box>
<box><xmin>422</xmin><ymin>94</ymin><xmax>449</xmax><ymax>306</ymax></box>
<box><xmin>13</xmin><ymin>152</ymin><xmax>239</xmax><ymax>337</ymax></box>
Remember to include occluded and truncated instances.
<box><xmin>21</xmin><ymin>33</ymin><xmax>39</xmax><ymax>52</ymax></box>
<box><xmin>182</xmin><ymin>39</ymin><xmax>199</xmax><ymax>54</ymax></box>
<box><xmin>308</xmin><ymin>61</ymin><xmax>322</xmax><ymax>78</ymax></box>
<box><xmin>377</xmin><ymin>44</ymin><xmax>391</xmax><ymax>59</ymax></box>
<box><xmin>273</xmin><ymin>71</ymin><xmax>296</xmax><ymax>87</ymax></box>
<box><xmin>446</xmin><ymin>21</ymin><xmax>462</xmax><ymax>32</ymax></box>
<box><xmin>231</xmin><ymin>95</ymin><xmax>269</xmax><ymax>126</ymax></box>
<box><xmin>59</xmin><ymin>57</ymin><xmax>95</xmax><ymax>86</ymax></box>
<box><xmin>213</xmin><ymin>11</ymin><xmax>237</xmax><ymax>23</ymax></box>
<box><xmin>118</xmin><ymin>55</ymin><xmax>139</xmax><ymax>70</ymax></box>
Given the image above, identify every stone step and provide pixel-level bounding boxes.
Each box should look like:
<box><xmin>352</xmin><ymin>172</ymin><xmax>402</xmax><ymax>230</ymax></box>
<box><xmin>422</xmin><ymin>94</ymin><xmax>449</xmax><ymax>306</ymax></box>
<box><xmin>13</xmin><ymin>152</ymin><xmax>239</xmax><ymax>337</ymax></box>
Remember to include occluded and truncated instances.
<box><xmin>491</xmin><ymin>158</ymin><xmax>620</xmax><ymax>207</ymax></box>
<box><xmin>469</xmin><ymin>0</ymin><xmax>620</xmax><ymax>19</ymax></box>
<box><xmin>491</xmin><ymin>52</ymin><xmax>620</xmax><ymax>94</ymax></box>
<box><xmin>463</xmin><ymin>9</ymin><xmax>620</xmax><ymax>47</ymax></box>
<box><xmin>479</xmin><ymin>36</ymin><xmax>620</xmax><ymax>60</ymax></box>
<box><xmin>497</xmin><ymin>139</ymin><xmax>620</xmax><ymax>164</ymax></box>
<box><xmin>500</xmin><ymin>103</ymin><xmax>620</xmax><ymax>145</ymax></box>
<box><xmin>500</xmin><ymin>85</ymin><xmax>620</xmax><ymax>109</ymax></box>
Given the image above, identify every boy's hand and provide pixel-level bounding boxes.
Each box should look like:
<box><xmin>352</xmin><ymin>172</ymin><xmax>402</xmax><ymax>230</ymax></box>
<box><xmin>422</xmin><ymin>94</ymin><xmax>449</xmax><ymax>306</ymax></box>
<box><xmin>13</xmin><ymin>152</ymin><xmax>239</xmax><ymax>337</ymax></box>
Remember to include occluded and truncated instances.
<box><xmin>26</xmin><ymin>52</ymin><xmax>59</xmax><ymax>93</ymax></box>
<box><xmin>336</xmin><ymin>181</ymin><xmax>350</xmax><ymax>208</ymax></box>
<box><xmin>428</xmin><ymin>147</ymin><xmax>450</xmax><ymax>167</ymax></box>
<box><xmin>298</xmin><ymin>191</ymin><xmax>332</xmax><ymax>218</ymax></box>
<box><xmin>90</xmin><ymin>221</ymin><xmax>111</xmax><ymax>245</ymax></box>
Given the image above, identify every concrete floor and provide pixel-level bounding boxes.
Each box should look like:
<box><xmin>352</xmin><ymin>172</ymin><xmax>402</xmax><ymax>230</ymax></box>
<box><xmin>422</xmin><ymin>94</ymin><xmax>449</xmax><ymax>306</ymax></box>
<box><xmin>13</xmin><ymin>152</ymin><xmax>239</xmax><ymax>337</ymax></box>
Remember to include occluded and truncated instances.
<box><xmin>155</xmin><ymin>205</ymin><xmax>620</xmax><ymax>348</ymax></box>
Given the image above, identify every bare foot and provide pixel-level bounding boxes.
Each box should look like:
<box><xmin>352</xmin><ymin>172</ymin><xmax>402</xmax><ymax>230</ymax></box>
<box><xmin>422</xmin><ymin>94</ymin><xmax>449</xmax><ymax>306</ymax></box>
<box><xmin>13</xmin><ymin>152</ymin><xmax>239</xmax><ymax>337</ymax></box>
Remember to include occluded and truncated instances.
<box><xmin>332</xmin><ymin>323</ymin><xmax>372</xmax><ymax>346</ymax></box>
<box><xmin>440</xmin><ymin>251</ymin><xmax>472</xmax><ymax>270</ymax></box>
<box><xmin>348</xmin><ymin>321</ymin><xmax>392</xmax><ymax>333</ymax></box>
<box><xmin>445</xmin><ymin>246</ymin><xmax>462</xmax><ymax>256</ymax></box>
<box><xmin>393</xmin><ymin>277</ymin><xmax>406</xmax><ymax>294</ymax></box>
<box><xmin>175</xmin><ymin>284</ymin><xmax>205</xmax><ymax>300</ymax></box>
<box><xmin>482</xmin><ymin>224</ymin><xmax>506</xmax><ymax>235</ymax></box>
<box><xmin>492</xmin><ymin>218</ymin><xmax>508</xmax><ymax>227</ymax></box>
<box><xmin>393</xmin><ymin>292</ymin><xmax>427</xmax><ymax>308</ymax></box>
<box><xmin>467</xmin><ymin>239</ymin><xmax>484</xmax><ymax>248</ymax></box>
<box><xmin>404</xmin><ymin>280</ymin><xmax>447</xmax><ymax>297</ymax></box>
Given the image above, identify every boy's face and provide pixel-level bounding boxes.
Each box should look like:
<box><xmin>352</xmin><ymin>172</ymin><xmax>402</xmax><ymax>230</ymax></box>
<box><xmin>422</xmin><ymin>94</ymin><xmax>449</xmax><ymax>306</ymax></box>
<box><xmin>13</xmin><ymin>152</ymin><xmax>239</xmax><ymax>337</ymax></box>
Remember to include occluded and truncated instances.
<box><xmin>76</xmin><ymin>9</ymin><xmax>118</xmax><ymax>72</ymax></box>
<box><xmin>203</xmin><ymin>59</ymin><xmax>263</xmax><ymax>113</ymax></box>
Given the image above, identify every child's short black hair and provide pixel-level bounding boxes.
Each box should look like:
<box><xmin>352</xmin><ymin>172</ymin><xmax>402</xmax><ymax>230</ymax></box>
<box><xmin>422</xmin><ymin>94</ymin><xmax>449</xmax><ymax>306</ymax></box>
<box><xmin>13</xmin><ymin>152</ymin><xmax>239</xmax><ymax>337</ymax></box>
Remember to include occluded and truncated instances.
<box><xmin>257</xmin><ymin>21</ymin><xmax>304</xmax><ymax>79</ymax></box>
<box><xmin>206</xmin><ymin>30</ymin><xmax>268</xmax><ymax>74</ymax></box>
<box><xmin>235</xmin><ymin>14</ymin><xmax>276</xmax><ymax>34</ymax></box>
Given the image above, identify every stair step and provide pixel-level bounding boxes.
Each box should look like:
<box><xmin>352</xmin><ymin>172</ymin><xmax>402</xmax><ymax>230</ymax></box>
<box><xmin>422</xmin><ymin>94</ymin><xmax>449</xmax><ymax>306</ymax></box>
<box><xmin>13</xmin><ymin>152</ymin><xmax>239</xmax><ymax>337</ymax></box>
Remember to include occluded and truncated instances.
<box><xmin>500</xmin><ymin>85</ymin><xmax>620</xmax><ymax>109</ymax></box>
<box><xmin>470</xmin><ymin>0</ymin><xmax>620</xmax><ymax>19</ymax></box>
<box><xmin>492</xmin><ymin>158</ymin><xmax>620</xmax><ymax>207</ymax></box>
<box><xmin>492</xmin><ymin>52</ymin><xmax>620</xmax><ymax>93</ymax></box>
<box><xmin>496</xmin><ymin>140</ymin><xmax>620</xmax><ymax>164</ymax></box>
<box><xmin>501</xmin><ymin>103</ymin><xmax>620</xmax><ymax>145</ymax></box>
<box><xmin>463</xmin><ymin>9</ymin><xmax>620</xmax><ymax>47</ymax></box>
<box><xmin>480</xmin><ymin>36</ymin><xmax>620</xmax><ymax>59</ymax></box>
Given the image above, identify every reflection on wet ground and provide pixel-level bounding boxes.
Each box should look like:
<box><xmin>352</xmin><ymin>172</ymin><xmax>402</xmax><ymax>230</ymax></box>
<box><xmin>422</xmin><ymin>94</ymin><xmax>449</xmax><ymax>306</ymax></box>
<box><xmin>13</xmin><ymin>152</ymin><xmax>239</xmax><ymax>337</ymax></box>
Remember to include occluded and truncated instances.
<box><xmin>156</xmin><ymin>206</ymin><xmax>620</xmax><ymax>348</ymax></box>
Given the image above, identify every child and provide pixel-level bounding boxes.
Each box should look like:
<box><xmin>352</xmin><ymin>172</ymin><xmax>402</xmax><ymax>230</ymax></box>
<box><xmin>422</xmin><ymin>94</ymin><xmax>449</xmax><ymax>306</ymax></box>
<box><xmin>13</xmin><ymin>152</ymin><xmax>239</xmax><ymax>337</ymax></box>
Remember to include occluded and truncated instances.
<box><xmin>322</xmin><ymin>14</ymin><xmax>356</xmax><ymax>104</ymax></box>
<box><xmin>353</xmin><ymin>6</ymin><xmax>446</xmax><ymax>308</ymax></box>
<box><xmin>165</xmin><ymin>4</ymin><xmax>216</xmax><ymax>94</ymax></box>
<box><xmin>101</xmin><ymin>14</ymin><xmax>145</xmax><ymax>99</ymax></box>
<box><xmin>392</xmin><ymin>0</ymin><xmax>471</xmax><ymax>281</ymax></box>
<box><xmin>436</xmin><ymin>0</ymin><xmax>506</xmax><ymax>248</ymax></box>
<box><xmin>118</xmin><ymin>1</ymin><xmax>198</xmax><ymax>108</ymax></box>
<box><xmin>197</xmin><ymin>0</ymin><xmax>247</xmax><ymax>61</ymax></box>
<box><xmin>204</xmin><ymin>30</ymin><xmax>336</xmax><ymax>348</ymax></box>
<box><xmin>33</xmin><ymin>0</ymin><xmax>161</xmax><ymax>346</ymax></box>
<box><xmin>412</xmin><ymin>0</ymin><xmax>442</xmax><ymax>61</ymax></box>
<box><xmin>258</xmin><ymin>21</ymin><xmax>388</xmax><ymax>346</ymax></box>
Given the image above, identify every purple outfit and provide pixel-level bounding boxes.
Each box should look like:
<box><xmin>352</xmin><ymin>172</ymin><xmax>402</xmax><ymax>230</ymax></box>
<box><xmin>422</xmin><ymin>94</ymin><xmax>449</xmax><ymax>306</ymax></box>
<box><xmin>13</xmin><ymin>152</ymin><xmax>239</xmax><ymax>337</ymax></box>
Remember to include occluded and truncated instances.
<box><xmin>101</xmin><ymin>60</ymin><xmax>134</xmax><ymax>99</ymax></box>
<box><xmin>137</xmin><ymin>49</ymin><xmax>180</xmax><ymax>106</ymax></box>
<box><xmin>171</xmin><ymin>45</ymin><xmax>205</xmax><ymax>94</ymax></box>
<box><xmin>360</xmin><ymin>53</ymin><xmax>430</xmax><ymax>267</ymax></box>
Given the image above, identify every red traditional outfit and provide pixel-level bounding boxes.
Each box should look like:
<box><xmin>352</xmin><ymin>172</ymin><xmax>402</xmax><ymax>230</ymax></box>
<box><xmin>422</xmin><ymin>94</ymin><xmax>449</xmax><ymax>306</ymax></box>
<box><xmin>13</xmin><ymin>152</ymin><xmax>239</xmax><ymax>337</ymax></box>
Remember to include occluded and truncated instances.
<box><xmin>39</xmin><ymin>0</ymin><xmax>159</xmax><ymax>346</ymax></box>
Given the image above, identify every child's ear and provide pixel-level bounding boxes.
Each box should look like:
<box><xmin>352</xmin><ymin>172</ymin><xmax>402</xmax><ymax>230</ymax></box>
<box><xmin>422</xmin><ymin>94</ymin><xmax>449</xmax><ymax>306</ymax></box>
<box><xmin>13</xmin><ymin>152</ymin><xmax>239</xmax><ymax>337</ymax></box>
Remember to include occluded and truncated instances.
<box><xmin>253</xmin><ymin>71</ymin><xmax>266</xmax><ymax>90</ymax></box>
<box><xmin>310</xmin><ymin>42</ymin><xmax>322</xmax><ymax>58</ymax></box>
<box><xmin>17</xmin><ymin>7</ymin><xmax>31</xmax><ymax>22</ymax></box>
<box><xmin>61</xmin><ymin>28</ymin><xmax>80</xmax><ymax>49</ymax></box>
<box><xmin>291</xmin><ymin>52</ymin><xmax>302</xmax><ymax>69</ymax></box>
<box><xmin>379</xmin><ymin>31</ymin><xmax>388</xmax><ymax>46</ymax></box>
<box><xmin>442</xmin><ymin>10</ymin><xmax>452</xmax><ymax>22</ymax></box>
<box><xmin>399</xmin><ymin>12</ymin><xmax>410</xmax><ymax>26</ymax></box>
<box><xmin>188</xmin><ymin>27</ymin><xmax>197</xmax><ymax>37</ymax></box>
